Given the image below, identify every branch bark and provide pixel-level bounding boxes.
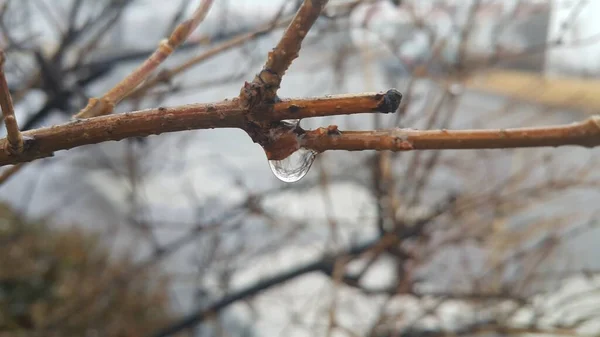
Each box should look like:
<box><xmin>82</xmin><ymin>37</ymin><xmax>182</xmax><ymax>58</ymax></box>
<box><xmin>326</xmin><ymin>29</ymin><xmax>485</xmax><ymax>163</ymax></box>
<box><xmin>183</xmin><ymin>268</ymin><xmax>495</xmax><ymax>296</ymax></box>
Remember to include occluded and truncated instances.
<box><xmin>0</xmin><ymin>50</ymin><xmax>23</xmax><ymax>154</ymax></box>
<box><xmin>0</xmin><ymin>91</ymin><xmax>400</xmax><ymax>166</ymax></box>
<box><xmin>301</xmin><ymin>116</ymin><xmax>600</xmax><ymax>152</ymax></box>
<box><xmin>1</xmin><ymin>95</ymin><xmax>599</xmax><ymax>166</ymax></box>
<box><xmin>239</xmin><ymin>0</ymin><xmax>329</xmax><ymax>109</ymax></box>
<box><xmin>75</xmin><ymin>0</ymin><xmax>214</xmax><ymax>118</ymax></box>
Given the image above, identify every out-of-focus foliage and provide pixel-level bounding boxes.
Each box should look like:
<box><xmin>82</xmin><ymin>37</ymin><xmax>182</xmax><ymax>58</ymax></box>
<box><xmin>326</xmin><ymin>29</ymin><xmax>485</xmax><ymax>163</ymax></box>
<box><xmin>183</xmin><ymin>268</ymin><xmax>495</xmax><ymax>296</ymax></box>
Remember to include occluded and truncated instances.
<box><xmin>0</xmin><ymin>203</ymin><xmax>173</xmax><ymax>337</ymax></box>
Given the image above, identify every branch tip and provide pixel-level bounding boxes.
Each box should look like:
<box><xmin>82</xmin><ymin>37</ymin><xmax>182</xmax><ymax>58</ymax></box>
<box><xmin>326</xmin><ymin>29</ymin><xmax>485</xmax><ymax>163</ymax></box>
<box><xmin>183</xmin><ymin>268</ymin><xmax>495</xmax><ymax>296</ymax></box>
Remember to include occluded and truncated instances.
<box><xmin>376</xmin><ymin>89</ymin><xmax>403</xmax><ymax>114</ymax></box>
<box><xmin>3</xmin><ymin>115</ymin><xmax>22</xmax><ymax>153</ymax></box>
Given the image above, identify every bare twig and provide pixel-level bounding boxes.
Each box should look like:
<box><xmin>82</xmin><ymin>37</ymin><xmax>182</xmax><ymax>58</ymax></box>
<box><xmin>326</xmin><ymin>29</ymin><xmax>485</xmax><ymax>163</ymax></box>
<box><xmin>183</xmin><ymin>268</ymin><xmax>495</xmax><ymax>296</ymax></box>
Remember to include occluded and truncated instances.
<box><xmin>0</xmin><ymin>163</ymin><xmax>22</xmax><ymax>186</ymax></box>
<box><xmin>0</xmin><ymin>49</ymin><xmax>23</xmax><ymax>154</ymax></box>
<box><xmin>129</xmin><ymin>5</ymin><xmax>293</xmax><ymax>99</ymax></box>
<box><xmin>300</xmin><ymin>116</ymin><xmax>600</xmax><ymax>153</ymax></box>
<box><xmin>239</xmin><ymin>0</ymin><xmax>329</xmax><ymax>109</ymax></box>
<box><xmin>75</xmin><ymin>0</ymin><xmax>214</xmax><ymax>118</ymax></box>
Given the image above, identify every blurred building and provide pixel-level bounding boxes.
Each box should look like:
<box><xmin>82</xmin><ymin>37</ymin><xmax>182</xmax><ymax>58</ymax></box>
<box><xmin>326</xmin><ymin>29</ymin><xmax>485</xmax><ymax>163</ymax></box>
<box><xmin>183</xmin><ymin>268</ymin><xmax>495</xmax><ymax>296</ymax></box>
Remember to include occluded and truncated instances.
<box><xmin>350</xmin><ymin>0</ymin><xmax>552</xmax><ymax>77</ymax></box>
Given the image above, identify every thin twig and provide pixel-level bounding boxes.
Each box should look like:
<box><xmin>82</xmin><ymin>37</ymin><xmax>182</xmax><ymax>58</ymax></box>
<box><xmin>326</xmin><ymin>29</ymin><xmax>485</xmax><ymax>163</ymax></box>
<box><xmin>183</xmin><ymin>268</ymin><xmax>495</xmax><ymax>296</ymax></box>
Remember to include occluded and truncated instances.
<box><xmin>129</xmin><ymin>2</ymin><xmax>295</xmax><ymax>100</ymax></box>
<box><xmin>300</xmin><ymin>117</ymin><xmax>600</xmax><ymax>153</ymax></box>
<box><xmin>128</xmin><ymin>17</ymin><xmax>290</xmax><ymax>99</ymax></box>
<box><xmin>0</xmin><ymin>163</ymin><xmax>22</xmax><ymax>186</ymax></box>
<box><xmin>0</xmin><ymin>49</ymin><xmax>23</xmax><ymax>154</ymax></box>
<box><xmin>150</xmin><ymin>234</ymin><xmax>397</xmax><ymax>337</ymax></box>
<box><xmin>75</xmin><ymin>0</ymin><xmax>214</xmax><ymax>118</ymax></box>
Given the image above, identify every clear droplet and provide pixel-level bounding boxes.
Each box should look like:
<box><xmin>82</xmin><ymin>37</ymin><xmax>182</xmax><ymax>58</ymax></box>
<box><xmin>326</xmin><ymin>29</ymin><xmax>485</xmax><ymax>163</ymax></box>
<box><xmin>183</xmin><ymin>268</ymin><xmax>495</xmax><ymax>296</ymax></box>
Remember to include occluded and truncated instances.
<box><xmin>268</xmin><ymin>148</ymin><xmax>317</xmax><ymax>183</ymax></box>
<box><xmin>282</xmin><ymin>119</ymin><xmax>300</xmax><ymax>127</ymax></box>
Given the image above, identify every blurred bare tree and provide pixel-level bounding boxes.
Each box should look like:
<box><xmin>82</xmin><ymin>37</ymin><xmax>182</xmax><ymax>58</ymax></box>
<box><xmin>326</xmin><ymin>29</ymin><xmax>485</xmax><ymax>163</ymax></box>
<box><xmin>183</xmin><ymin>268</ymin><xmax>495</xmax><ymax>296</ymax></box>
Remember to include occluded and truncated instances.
<box><xmin>0</xmin><ymin>1</ymin><xmax>600</xmax><ymax>337</ymax></box>
<box><xmin>0</xmin><ymin>202</ymin><xmax>174</xmax><ymax>336</ymax></box>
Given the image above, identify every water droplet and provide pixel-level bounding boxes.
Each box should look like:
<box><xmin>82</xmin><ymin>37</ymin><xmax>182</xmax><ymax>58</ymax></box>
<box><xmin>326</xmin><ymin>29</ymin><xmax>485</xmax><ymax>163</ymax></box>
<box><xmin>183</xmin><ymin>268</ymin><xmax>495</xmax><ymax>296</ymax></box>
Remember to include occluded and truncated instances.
<box><xmin>268</xmin><ymin>148</ymin><xmax>317</xmax><ymax>183</ymax></box>
<box><xmin>282</xmin><ymin>119</ymin><xmax>300</xmax><ymax>127</ymax></box>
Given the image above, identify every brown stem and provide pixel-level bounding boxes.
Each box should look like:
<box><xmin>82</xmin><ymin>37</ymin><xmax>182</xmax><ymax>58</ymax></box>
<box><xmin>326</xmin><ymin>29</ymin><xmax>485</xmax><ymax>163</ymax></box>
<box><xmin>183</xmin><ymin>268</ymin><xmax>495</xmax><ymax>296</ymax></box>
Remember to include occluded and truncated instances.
<box><xmin>129</xmin><ymin>14</ymin><xmax>293</xmax><ymax>99</ymax></box>
<box><xmin>74</xmin><ymin>0</ymin><xmax>214</xmax><ymax>118</ymax></box>
<box><xmin>261</xmin><ymin>89</ymin><xmax>402</xmax><ymax>121</ymax></box>
<box><xmin>1</xmin><ymin>101</ymin><xmax>246</xmax><ymax>166</ymax></box>
<box><xmin>2</xmin><ymin>93</ymin><xmax>600</xmax><ymax>166</ymax></box>
<box><xmin>0</xmin><ymin>50</ymin><xmax>23</xmax><ymax>154</ymax></box>
<box><xmin>239</xmin><ymin>0</ymin><xmax>329</xmax><ymax>108</ymax></box>
<box><xmin>0</xmin><ymin>163</ymin><xmax>23</xmax><ymax>186</ymax></box>
<box><xmin>300</xmin><ymin>117</ymin><xmax>600</xmax><ymax>153</ymax></box>
<box><xmin>0</xmin><ymin>91</ymin><xmax>400</xmax><ymax>166</ymax></box>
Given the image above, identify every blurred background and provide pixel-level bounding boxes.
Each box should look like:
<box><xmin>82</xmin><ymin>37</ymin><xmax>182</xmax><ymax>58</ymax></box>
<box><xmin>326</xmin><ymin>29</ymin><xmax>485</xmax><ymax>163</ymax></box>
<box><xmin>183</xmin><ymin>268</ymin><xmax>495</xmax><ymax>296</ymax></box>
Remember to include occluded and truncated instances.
<box><xmin>1</xmin><ymin>0</ymin><xmax>600</xmax><ymax>336</ymax></box>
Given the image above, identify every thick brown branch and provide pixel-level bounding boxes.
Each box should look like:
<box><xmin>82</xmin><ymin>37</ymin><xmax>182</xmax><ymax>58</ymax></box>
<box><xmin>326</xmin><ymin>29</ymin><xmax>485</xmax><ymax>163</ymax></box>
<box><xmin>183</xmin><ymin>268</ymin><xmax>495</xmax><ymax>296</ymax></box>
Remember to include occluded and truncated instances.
<box><xmin>2</xmin><ymin>94</ymin><xmax>599</xmax><ymax>166</ymax></box>
<box><xmin>0</xmin><ymin>92</ymin><xmax>400</xmax><ymax>166</ymax></box>
<box><xmin>0</xmin><ymin>50</ymin><xmax>23</xmax><ymax>154</ymax></box>
<box><xmin>300</xmin><ymin>117</ymin><xmax>600</xmax><ymax>153</ymax></box>
<box><xmin>239</xmin><ymin>0</ymin><xmax>329</xmax><ymax>108</ymax></box>
<box><xmin>0</xmin><ymin>101</ymin><xmax>246</xmax><ymax>166</ymax></box>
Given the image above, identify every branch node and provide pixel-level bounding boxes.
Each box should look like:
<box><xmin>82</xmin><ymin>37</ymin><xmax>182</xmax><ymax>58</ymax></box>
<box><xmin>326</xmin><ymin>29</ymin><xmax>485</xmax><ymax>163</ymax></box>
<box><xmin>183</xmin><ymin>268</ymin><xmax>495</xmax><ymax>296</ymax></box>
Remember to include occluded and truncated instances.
<box><xmin>257</xmin><ymin>68</ymin><xmax>282</xmax><ymax>89</ymax></box>
<box><xmin>239</xmin><ymin>81</ymin><xmax>266</xmax><ymax>110</ymax></box>
<box><xmin>262</xmin><ymin>122</ymin><xmax>302</xmax><ymax>161</ymax></box>
<box><xmin>3</xmin><ymin>116</ymin><xmax>23</xmax><ymax>154</ymax></box>
<box><xmin>158</xmin><ymin>39</ymin><xmax>174</xmax><ymax>55</ymax></box>
<box><xmin>326</xmin><ymin>125</ymin><xmax>341</xmax><ymax>136</ymax></box>
<box><xmin>240</xmin><ymin>0</ymin><xmax>330</xmax><ymax>107</ymax></box>
<box><xmin>75</xmin><ymin>97</ymin><xmax>115</xmax><ymax>119</ymax></box>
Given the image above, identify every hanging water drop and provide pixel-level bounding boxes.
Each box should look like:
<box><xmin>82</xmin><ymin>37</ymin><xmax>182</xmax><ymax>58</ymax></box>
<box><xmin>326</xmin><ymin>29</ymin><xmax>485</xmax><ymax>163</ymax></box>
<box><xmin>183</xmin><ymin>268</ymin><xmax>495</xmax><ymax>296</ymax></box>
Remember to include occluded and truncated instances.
<box><xmin>269</xmin><ymin>148</ymin><xmax>317</xmax><ymax>183</ymax></box>
<box><xmin>281</xmin><ymin>119</ymin><xmax>300</xmax><ymax>127</ymax></box>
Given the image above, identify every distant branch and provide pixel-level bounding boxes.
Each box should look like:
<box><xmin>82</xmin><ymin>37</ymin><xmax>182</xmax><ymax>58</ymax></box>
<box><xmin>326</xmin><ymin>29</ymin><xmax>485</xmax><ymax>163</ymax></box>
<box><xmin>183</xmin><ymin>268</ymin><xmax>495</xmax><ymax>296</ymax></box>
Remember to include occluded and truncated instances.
<box><xmin>75</xmin><ymin>0</ymin><xmax>214</xmax><ymax>118</ymax></box>
<box><xmin>150</xmin><ymin>234</ymin><xmax>397</xmax><ymax>337</ymax></box>
<box><xmin>0</xmin><ymin>50</ymin><xmax>23</xmax><ymax>154</ymax></box>
<box><xmin>129</xmin><ymin>9</ymin><xmax>294</xmax><ymax>99</ymax></box>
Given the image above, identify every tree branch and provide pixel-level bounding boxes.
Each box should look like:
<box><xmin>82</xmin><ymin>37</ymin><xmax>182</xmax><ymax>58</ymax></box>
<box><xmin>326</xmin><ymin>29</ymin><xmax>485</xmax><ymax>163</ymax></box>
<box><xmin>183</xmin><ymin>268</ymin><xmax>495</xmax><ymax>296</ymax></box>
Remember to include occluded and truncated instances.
<box><xmin>239</xmin><ymin>0</ymin><xmax>329</xmax><ymax>108</ymax></box>
<box><xmin>0</xmin><ymin>163</ymin><xmax>23</xmax><ymax>186</ymax></box>
<box><xmin>75</xmin><ymin>0</ymin><xmax>214</xmax><ymax>118</ymax></box>
<box><xmin>1</xmin><ymin>93</ymin><xmax>599</xmax><ymax>166</ymax></box>
<box><xmin>300</xmin><ymin>116</ymin><xmax>600</xmax><ymax>153</ymax></box>
<box><xmin>0</xmin><ymin>91</ymin><xmax>401</xmax><ymax>166</ymax></box>
<box><xmin>150</xmin><ymin>235</ymin><xmax>395</xmax><ymax>337</ymax></box>
<box><xmin>0</xmin><ymin>49</ymin><xmax>23</xmax><ymax>154</ymax></box>
<box><xmin>129</xmin><ymin>8</ymin><xmax>294</xmax><ymax>99</ymax></box>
